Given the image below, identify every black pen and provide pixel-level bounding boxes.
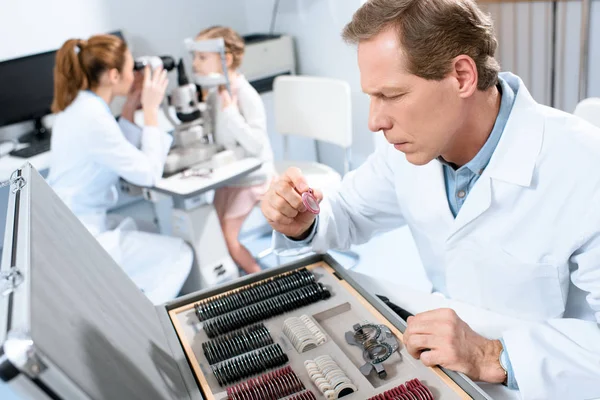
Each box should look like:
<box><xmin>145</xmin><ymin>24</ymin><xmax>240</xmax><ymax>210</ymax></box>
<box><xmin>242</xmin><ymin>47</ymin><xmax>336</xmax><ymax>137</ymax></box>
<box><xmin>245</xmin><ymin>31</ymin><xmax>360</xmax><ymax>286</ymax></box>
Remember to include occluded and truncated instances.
<box><xmin>377</xmin><ymin>294</ymin><xmax>414</xmax><ymax>322</ymax></box>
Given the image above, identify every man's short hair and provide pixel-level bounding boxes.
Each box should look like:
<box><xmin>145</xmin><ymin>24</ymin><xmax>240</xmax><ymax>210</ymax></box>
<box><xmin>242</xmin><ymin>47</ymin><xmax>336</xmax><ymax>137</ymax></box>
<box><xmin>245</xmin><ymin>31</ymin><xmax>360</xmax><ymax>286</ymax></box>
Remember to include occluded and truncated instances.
<box><xmin>342</xmin><ymin>0</ymin><xmax>501</xmax><ymax>91</ymax></box>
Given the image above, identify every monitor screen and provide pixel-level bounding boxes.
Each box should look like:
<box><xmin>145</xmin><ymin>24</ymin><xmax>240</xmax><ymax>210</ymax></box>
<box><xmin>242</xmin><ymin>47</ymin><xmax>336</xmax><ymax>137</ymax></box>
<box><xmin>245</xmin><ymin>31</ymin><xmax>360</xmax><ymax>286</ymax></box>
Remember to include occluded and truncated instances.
<box><xmin>0</xmin><ymin>50</ymin><xmax>56</xmax><ymax>127</ymax></box>
<box><xmin>0</xmin><ymin>30</ymin><xmax>125</xmax><ymax>128</ymax></box>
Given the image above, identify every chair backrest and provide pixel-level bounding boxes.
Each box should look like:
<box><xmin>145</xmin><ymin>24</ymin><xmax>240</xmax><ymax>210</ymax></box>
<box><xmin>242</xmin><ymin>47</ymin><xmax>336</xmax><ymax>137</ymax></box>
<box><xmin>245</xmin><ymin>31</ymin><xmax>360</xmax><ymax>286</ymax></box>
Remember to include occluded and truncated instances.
<box><xmin>574</xmin><ymin>98</ymin><xmax>600</xmax><ymax>129</ymax></box>
<box><xmin>273</xmin><ymin>75</ymin><xmax>352</xmax><ymax>149</ymax></box>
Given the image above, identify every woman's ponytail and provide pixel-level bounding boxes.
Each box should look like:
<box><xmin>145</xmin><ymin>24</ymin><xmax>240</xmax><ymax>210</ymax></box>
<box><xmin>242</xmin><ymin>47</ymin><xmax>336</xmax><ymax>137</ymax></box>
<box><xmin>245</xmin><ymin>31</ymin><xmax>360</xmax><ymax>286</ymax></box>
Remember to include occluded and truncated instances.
<box><xmin>51</xmin><ymin>39</ymin><xmax>89</xmax><ymax>113</ymax></box>
<box><xmin>51</xmin><ymin>35</ymin><xmax>126</xmax><ymax>113</ymax></box>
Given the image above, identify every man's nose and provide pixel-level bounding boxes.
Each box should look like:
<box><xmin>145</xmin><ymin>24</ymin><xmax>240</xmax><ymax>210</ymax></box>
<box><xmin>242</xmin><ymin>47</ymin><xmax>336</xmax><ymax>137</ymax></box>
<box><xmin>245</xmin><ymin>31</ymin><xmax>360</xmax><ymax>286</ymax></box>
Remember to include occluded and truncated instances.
<box><xmin>368</xmin><ymin>98</ymin><xmax>392</xmax><ymax>133</ymax></box>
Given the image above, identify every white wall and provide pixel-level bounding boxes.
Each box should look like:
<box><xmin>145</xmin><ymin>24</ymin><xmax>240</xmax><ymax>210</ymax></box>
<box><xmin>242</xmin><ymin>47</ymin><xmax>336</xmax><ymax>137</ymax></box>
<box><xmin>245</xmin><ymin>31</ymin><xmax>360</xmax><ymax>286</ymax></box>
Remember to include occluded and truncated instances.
<box><xmin>0</xmin><ymin>0</ymin><xmax>248</xmax><ymax>64</ymax></box>
<box><xmin>103</xmin><ymin>0</ymin><xmax>248</xmax><ymax>69</ymax></box>
<box><xmin>0</xmin><ymin>0</ymin><xmax>248</xmax><ymax>139</ymax></box>
<box><xmin>243</xmin><ymin>0</ymin><xmax>373</xmax><ymax>172</ymax></box>
<box><xmin>0</xmin><ymin>0</ymin><xmax>111</xmax><ymax>60</ymax></box>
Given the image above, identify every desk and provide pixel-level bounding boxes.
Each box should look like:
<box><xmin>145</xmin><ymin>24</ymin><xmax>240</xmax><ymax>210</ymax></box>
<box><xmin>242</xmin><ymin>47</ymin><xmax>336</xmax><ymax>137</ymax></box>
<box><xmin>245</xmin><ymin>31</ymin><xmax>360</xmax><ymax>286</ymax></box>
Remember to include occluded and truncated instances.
<box><xmin>142</xmin><ymin>157</ymin><xmax>264</xmax><ymax>292</ymax></box>
<box><xmin>136</xmin><ymin>156</ymin><xmax>262</xmax><ymax>234</ymax></box>
<box><xmin>345</xmin><ymin>269</ymin><xmax>529</xmax><ymax>400</ymax></box>
<box><xmin>0</xmin><ymin>151</ymin><xmax>50</xmax><ymax>182</ymax></box>
<box><xmin>0</xmin><ymin>149</ymin><xmax>261</xmax><ymax>200</ymax></box>
<box><xmin>150</xmin><ymin>157</ymin><xmax>262</xmax><ymax>201</ymax></box>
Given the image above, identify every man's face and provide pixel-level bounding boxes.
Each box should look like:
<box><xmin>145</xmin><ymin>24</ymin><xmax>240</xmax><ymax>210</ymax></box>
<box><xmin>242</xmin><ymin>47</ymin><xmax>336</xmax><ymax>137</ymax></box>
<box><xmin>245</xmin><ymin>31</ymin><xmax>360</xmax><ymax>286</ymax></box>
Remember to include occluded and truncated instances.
<box><xmin>359</xmin><ymin>28</ymin><xmax>464</xmax><ymax>165</ymax></box>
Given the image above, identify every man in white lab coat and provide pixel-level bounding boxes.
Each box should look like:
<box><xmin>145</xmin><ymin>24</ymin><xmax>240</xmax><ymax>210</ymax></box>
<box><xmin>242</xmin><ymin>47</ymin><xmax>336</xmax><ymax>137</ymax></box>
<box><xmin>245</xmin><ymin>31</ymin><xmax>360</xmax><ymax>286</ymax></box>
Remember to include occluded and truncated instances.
<box><xmin>261</xmin><ymin>0</ymin><xmax>600</xmax><ymax>399</ymax></box>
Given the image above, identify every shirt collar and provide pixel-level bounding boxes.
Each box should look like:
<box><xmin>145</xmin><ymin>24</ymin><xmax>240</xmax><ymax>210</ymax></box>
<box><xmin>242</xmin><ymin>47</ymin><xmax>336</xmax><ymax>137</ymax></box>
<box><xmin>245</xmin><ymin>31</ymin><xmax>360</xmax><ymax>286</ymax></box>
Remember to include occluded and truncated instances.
<box><xmin>439</xmin><ymin>76</ymin><xmax>516</xmax><ymax>175</ymax></box>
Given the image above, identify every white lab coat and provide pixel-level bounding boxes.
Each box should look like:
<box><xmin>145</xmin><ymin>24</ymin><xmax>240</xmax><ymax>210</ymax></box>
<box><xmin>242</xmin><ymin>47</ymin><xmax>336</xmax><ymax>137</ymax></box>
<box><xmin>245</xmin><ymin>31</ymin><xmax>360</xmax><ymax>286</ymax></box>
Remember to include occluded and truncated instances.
<box><xmin>47</xmin><ymin>90</ymin><xmax>193</xmax><ymax>304</ymax></box>
<box><xmin>274</xmin><ymin>73</ymin><xmax>600</xmax><ymax>400</ymax></box>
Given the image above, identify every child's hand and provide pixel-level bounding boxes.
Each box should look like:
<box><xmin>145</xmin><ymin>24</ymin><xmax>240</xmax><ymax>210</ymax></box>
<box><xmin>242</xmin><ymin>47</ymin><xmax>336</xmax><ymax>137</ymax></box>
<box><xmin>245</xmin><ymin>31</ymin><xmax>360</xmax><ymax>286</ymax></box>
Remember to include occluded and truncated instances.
<box><xmin>219</xmin><ymin>86</ymin><xmax>238</xmax><ymax>110</ymax></box>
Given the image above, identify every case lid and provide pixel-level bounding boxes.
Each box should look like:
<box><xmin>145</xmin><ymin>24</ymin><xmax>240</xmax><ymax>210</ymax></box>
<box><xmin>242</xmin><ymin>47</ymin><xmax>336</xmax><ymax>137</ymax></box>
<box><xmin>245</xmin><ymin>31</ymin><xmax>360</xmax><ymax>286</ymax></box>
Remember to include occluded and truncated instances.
<box><xmin>0</xmin><ymin>164</ymin><xmax>190</xmax><ymax>399</ymax></box>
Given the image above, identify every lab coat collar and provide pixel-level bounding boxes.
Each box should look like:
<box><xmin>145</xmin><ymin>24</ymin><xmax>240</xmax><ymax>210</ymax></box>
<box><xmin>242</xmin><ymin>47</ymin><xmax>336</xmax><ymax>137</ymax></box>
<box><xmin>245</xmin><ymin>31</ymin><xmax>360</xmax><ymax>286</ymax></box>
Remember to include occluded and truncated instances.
<box><xmin>448</xmin><ymin>73</ymin><xmax>543</xmax><ymax>239</ymax></box>
<box><xmin>79</xmin><ymin>89</ymin><xmax>112</xmax><ymax>114</ymax></box>
<box><xmin>484</xmin><ymin>72</ymin><xmax>544</xmax><ymax>187</ymax></box>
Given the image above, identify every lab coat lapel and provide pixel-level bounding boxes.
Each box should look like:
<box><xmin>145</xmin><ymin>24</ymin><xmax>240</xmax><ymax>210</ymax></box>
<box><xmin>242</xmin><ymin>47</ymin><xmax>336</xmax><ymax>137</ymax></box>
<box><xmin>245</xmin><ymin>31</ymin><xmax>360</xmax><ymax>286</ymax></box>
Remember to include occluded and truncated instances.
<box><xmin>447</xmin><ymin>76</ymin><xmax>544</xmax><ymax>241</ymax></box>
<box><xmin>412</xmin><ymin>160</ymin><xmax>455</xmax><ymax>229</ymax></box>
<box><xmin>450</xmin><ymin>175</ymin><xmax>492</xmax><ymax>238</ymax></box>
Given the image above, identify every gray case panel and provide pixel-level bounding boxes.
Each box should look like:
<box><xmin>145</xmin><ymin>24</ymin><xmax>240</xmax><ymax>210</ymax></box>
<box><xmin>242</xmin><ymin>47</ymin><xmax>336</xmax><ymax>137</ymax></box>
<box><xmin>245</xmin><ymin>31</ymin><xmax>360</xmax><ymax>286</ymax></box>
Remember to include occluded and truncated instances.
<box><xmin>2</xmin><ymin>165</ymin><xmax>191</xmax><ymax>400</ymax></box>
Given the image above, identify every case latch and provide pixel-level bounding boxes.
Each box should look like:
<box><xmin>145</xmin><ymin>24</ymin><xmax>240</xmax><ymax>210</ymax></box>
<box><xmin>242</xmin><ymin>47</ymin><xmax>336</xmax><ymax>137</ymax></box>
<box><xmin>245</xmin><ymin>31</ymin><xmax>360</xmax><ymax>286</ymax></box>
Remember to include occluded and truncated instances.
<box><xmin>3</xmin><ymin>331</ymin><xmax>46</xmax><ymax>379</ymax></box>
<box><xmin>0</xmin><ymin>170</ymin><xmax>26</xmax><ymax>194</ymax></box>
<box><xmin>10</xmin><ymin>176</ymin><xmax>26</xmax><ymax>193</ymax></box>
<box><xmin>1</xmin><ymin>267</ymin><xmax>24</xmax><ymax>296</ymax></box>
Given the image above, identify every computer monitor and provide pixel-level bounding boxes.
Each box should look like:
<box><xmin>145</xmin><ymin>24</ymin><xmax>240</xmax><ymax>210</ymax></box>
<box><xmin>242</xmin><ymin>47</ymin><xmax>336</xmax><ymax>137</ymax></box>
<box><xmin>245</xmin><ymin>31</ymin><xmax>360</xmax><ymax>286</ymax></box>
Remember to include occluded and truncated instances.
<box><xmin>0</xmin><ymin>50</ymin><xmax>56</xmax><ymax>141</ymax></box>
<box><xmin>0</xmin><ymin>30</ymin><xmax>124</xmax><ymax>143</ymax></box>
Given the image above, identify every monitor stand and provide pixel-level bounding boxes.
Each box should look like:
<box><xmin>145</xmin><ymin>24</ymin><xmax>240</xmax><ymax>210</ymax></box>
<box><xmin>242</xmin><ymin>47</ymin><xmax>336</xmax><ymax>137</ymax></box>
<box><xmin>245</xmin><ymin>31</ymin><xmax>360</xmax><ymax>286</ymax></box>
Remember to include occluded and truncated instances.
<box><xmin>18</xmin><ymin>118</ymin><xmax>51</xmax><ymax>144</ymax></box>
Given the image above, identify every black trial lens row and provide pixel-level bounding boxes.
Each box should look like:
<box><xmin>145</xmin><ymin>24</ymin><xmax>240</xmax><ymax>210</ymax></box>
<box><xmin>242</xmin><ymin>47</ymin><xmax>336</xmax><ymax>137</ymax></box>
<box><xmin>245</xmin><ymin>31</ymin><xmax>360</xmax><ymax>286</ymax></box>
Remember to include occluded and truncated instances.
<box><xmin>203</xmin><ymin>323</ymin><xmax>274</xmax><ymax>365</ymax></box>
<box><xmin>204</xmin><ymin>283</ymin><xmax>331</xmax><ymax>338</ymax></box>
<box><xmin>212</xmin><ymin>343</ymin><xmax>289</xmax><ymax>386</ymax></box>
<box><xmin>195</xmin><ymin>268</ymin><xmax>316</xmax><ymax>322</ymax></box>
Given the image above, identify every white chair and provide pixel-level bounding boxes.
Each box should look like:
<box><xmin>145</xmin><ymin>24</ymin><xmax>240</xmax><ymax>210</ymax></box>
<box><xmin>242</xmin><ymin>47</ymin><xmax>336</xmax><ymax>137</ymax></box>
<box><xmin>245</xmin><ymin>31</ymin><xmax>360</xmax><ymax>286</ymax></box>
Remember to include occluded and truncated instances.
<box><xmin>273</xmin><ymin>75</ymin><xmax>353</xmax><ymax>190</ymax></box>
<box><xmin>574</xmin><ymin>98</ymin><xmax>600</xmax><ymax>128</ymax></box>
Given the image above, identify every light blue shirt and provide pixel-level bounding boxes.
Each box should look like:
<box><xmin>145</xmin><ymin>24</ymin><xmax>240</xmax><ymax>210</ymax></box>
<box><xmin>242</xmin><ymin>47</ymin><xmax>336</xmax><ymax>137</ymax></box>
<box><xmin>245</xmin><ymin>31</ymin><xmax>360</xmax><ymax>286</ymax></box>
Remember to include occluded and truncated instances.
<box><xmin>439</xmin><ymin>76</ymin><xmax>516</xmax><ymax>217</ymax></box>
<box><xmin>285</xmin><ymin>75</ymin><xmax>519</xmax><ymax>390</ymax></box>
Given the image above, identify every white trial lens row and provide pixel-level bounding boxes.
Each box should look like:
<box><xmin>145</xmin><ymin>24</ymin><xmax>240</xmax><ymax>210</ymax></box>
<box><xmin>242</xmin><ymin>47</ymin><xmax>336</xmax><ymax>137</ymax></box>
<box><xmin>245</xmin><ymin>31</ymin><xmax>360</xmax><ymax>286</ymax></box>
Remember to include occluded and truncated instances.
<box><xmin>304</xmin><ymin>355</ymin><xmax>357</xmax><ymax>400</ymax></box>
<box><xmin>282</xmin><ymin>315</ymin><xmax>327</xmax><ymax>353</ymax></box>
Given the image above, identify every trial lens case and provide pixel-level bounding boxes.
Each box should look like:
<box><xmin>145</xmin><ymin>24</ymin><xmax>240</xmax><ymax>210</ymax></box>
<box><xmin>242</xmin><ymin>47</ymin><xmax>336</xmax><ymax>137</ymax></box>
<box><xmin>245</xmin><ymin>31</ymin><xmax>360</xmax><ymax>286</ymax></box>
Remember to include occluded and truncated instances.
<box><xmin>0</xmin><ymin>164</ymin><xmax>492</xmax><ymax>400</ymax></box>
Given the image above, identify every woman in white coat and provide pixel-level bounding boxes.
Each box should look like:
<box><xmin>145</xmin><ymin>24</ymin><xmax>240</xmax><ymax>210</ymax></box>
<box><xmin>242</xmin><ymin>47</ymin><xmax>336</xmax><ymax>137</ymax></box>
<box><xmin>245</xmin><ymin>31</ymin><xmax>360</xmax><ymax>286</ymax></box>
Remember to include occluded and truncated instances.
<box><xmin>193</xmin><ymin>26</ymin><xmax>275</xmax><ymax>275</ymax></box>
<box><xmin>47</xmin><ymin>34</ymin><xmax>193</xmax><ymax>304</ymax></box>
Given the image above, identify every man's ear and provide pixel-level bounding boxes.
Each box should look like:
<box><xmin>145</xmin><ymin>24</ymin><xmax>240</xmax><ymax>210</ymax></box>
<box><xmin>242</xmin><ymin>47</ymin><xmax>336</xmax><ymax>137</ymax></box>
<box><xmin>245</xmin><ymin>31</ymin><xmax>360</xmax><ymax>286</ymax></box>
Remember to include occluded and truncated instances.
<box><xmin>452</xmin><ymin>55</ymin><xmax>478</xmax><ymax>98</ymax></box>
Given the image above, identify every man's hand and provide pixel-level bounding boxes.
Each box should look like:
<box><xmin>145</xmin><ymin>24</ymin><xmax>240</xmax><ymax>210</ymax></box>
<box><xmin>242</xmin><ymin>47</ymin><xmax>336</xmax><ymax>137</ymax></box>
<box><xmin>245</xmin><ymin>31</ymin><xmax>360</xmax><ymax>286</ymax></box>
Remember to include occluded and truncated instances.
<box><xmin>261</xmin><ymin>167</ymin><xmax>323</xmax><ymax>239</ymax></box>
<box><xmin>403</xmin><ymin>308</ymin><xmax>506</xmax><ymax>383</ymax></box>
